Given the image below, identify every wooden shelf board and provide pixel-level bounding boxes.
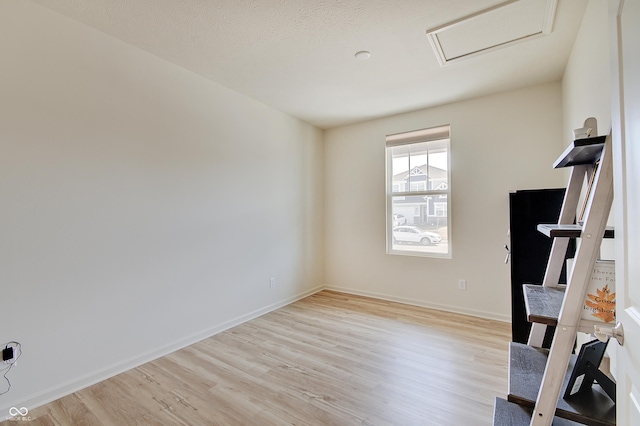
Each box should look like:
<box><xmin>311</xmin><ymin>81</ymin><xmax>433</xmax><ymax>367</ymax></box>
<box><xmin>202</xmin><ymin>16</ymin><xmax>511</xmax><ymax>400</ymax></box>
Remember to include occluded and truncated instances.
<box><xmin>537</xmin><ymin>224</ymin><xmax>615</xmax><ymax>239</ymax></box>
<box><xmin>553</xmin><ymin>136</ymin><xmax>607</xmax><ymax>168</ymax></box>
<box><xmin>522</xmin><ymin>285</ymin><xmax>611</xmax><ymax>333</ymax></box>
<box><xmin>508</xmin><ymin>342</ymin><xmax>616</xmax><ymax>426</ymax></box>
<box><xmin>493</xmin><ymin>397</ymin><xmax>582</xmax><ymax>426</ymax></box>
<box><xmin>523</xmin><ymin>284</ymin><xmax>565</xmax><ymax>326</ymax></box>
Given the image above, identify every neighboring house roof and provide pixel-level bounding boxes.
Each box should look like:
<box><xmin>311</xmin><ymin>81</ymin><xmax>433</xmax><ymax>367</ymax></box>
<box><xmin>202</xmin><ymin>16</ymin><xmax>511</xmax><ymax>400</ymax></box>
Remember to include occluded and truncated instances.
<box><xmin>393</xmin><ymin>164</ymin><xmax>448</xmax><ymax>206</ymax></box>
<box><xmin>392</xmin><ymin>164</ymin><xmax>447</xmax><ymax>183</ymax></box>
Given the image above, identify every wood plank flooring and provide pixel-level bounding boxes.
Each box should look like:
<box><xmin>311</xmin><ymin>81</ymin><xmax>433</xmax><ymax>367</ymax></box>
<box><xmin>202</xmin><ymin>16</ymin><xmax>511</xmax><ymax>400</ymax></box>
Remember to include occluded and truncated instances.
<box><xmin>21</xmin><ymin>290</ymin><xmax>511</xmax><ymax>425</ymax></box>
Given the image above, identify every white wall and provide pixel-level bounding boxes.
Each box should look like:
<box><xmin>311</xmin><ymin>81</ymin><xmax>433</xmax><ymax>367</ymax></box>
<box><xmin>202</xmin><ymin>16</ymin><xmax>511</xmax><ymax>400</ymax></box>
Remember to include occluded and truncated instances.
<box><xmin>0</xmin><ymin>0</ymin><xmax>323</xmax><ymax>412</ymax></box>
<box><xmin>324</xmin><ymin>83</ymin><xmax>566</xmax><ymax>321</ymax></box>
<box><xmin>562</xmin><ymin>0</ymin><xmax>611</xmax><ymax>139</ymax></box>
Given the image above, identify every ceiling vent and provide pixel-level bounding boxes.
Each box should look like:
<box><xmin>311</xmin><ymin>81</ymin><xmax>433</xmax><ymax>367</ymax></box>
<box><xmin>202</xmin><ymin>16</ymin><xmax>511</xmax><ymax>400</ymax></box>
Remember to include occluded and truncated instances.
<box><xmin>426</xmin><ymin>0</ymin><xmax>557</xmax><ymax>66</ymax></box>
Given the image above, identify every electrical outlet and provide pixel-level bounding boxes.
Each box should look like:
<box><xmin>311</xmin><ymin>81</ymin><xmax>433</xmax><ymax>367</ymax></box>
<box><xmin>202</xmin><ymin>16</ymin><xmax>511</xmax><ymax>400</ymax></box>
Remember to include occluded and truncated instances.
<box><xmin>269</xmin><ymin>277</ymin><xmax>276</xmax><ymax>288</ymax></box>
<box><xmin>458</xmin><ymin>279</ymin><xmax>467</xmax><ymax>290</ymax></box>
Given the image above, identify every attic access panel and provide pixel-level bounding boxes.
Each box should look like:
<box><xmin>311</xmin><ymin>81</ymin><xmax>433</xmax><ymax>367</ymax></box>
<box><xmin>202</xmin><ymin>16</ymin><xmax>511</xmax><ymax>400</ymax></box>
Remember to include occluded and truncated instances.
<box><xmin>427</xmin><ymin>0</ymin><xmax>557</xmax><ymax>66</ymax></box>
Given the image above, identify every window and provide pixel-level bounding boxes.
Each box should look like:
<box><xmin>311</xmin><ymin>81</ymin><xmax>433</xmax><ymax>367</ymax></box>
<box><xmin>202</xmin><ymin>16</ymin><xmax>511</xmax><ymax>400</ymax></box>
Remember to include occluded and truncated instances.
<box><xmin>386</xmin><ymin>125</ymin><xmax>451</xmax><ymax>258</ymax></box>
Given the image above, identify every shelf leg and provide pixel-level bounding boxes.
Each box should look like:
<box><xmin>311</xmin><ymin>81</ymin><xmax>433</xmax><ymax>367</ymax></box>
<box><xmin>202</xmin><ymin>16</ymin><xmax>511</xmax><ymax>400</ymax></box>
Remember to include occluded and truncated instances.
<box><xmin>530</xmin><ymin>325</ymin><xmax>577</xmax><ymax>426</ymax></box>
<box><xmin>528</xmin><ymin>323</ymin><xmax>547</xmax><ymax>347</ymax></box>
<box><xmin>529</xmin><ymin>167</ymin><xmax>586</xmax><ymax>349</ymax></box>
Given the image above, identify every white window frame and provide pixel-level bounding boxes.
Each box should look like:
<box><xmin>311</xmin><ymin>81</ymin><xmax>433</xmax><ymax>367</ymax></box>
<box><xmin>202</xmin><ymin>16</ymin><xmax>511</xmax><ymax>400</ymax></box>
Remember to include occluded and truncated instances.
<box><xmin>386</xmin><ymin>125</ymin><xmax>452</xmax><ymax>258</ymax></box>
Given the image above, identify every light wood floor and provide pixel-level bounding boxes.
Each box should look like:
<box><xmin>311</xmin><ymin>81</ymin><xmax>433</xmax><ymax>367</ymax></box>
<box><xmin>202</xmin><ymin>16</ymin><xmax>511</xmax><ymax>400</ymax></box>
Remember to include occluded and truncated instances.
<box><xmin>22</xmin><ymin>290</ymin><xmax>511</xmax><ymax>425</ymax></box>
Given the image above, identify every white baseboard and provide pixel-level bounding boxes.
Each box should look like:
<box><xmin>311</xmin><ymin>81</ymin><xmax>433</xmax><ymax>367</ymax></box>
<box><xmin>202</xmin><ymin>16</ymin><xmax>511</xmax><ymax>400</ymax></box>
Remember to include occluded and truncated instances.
<box><xmin>3</xmin><ymin>285</ymin><xmax>324</xmax><ymax>414</ymax></box>
<box><xmin>323</xmin><ymin>285</ymin><xmax>511</xmax><ymax>323</ymax></box>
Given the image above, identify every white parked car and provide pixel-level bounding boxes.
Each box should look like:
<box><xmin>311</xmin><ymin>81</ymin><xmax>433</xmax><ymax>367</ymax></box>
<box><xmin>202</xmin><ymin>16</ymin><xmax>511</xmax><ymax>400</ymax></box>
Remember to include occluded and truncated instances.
<box><xmin>393</xmin><ymin>226</ymin><xmax>441</xmax><ymax>246</ymax></box>
<box><xmin>392</xmin><ymin>213</ymin><xmax>406</xmax><ymax>226</ymax></box>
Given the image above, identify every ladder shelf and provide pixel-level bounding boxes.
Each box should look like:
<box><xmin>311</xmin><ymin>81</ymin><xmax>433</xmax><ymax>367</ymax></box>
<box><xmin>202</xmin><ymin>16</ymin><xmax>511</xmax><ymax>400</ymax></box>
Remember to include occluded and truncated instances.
<box><xmin>493</xmin><ymin>119</ymin><xmax>616</xmax><ymax>426</ymax></box>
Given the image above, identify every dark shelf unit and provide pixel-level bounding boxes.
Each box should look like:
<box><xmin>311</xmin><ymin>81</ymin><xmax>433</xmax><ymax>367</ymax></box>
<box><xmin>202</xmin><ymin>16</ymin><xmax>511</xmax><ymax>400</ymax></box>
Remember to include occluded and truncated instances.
<box><xmin>509</xmin><ymin>189</ymin><xmax>571</xmax><ymax>346</ymax></box>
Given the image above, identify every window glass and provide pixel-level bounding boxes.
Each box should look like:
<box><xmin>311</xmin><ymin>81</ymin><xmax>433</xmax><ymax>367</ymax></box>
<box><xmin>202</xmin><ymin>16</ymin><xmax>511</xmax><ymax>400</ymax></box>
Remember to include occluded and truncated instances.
<box><xmin>386</xmin><ymin>127</ymin><xmax>451</xmax><ymax>258</ymax></box>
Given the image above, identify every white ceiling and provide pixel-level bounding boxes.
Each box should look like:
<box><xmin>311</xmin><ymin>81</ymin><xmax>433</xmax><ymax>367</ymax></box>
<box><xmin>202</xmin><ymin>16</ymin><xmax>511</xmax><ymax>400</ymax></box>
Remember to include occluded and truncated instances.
<box><xmin>31</xmin><ymin>0</ymin><xmax>587</xmax><ymax>129</ymax></box>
